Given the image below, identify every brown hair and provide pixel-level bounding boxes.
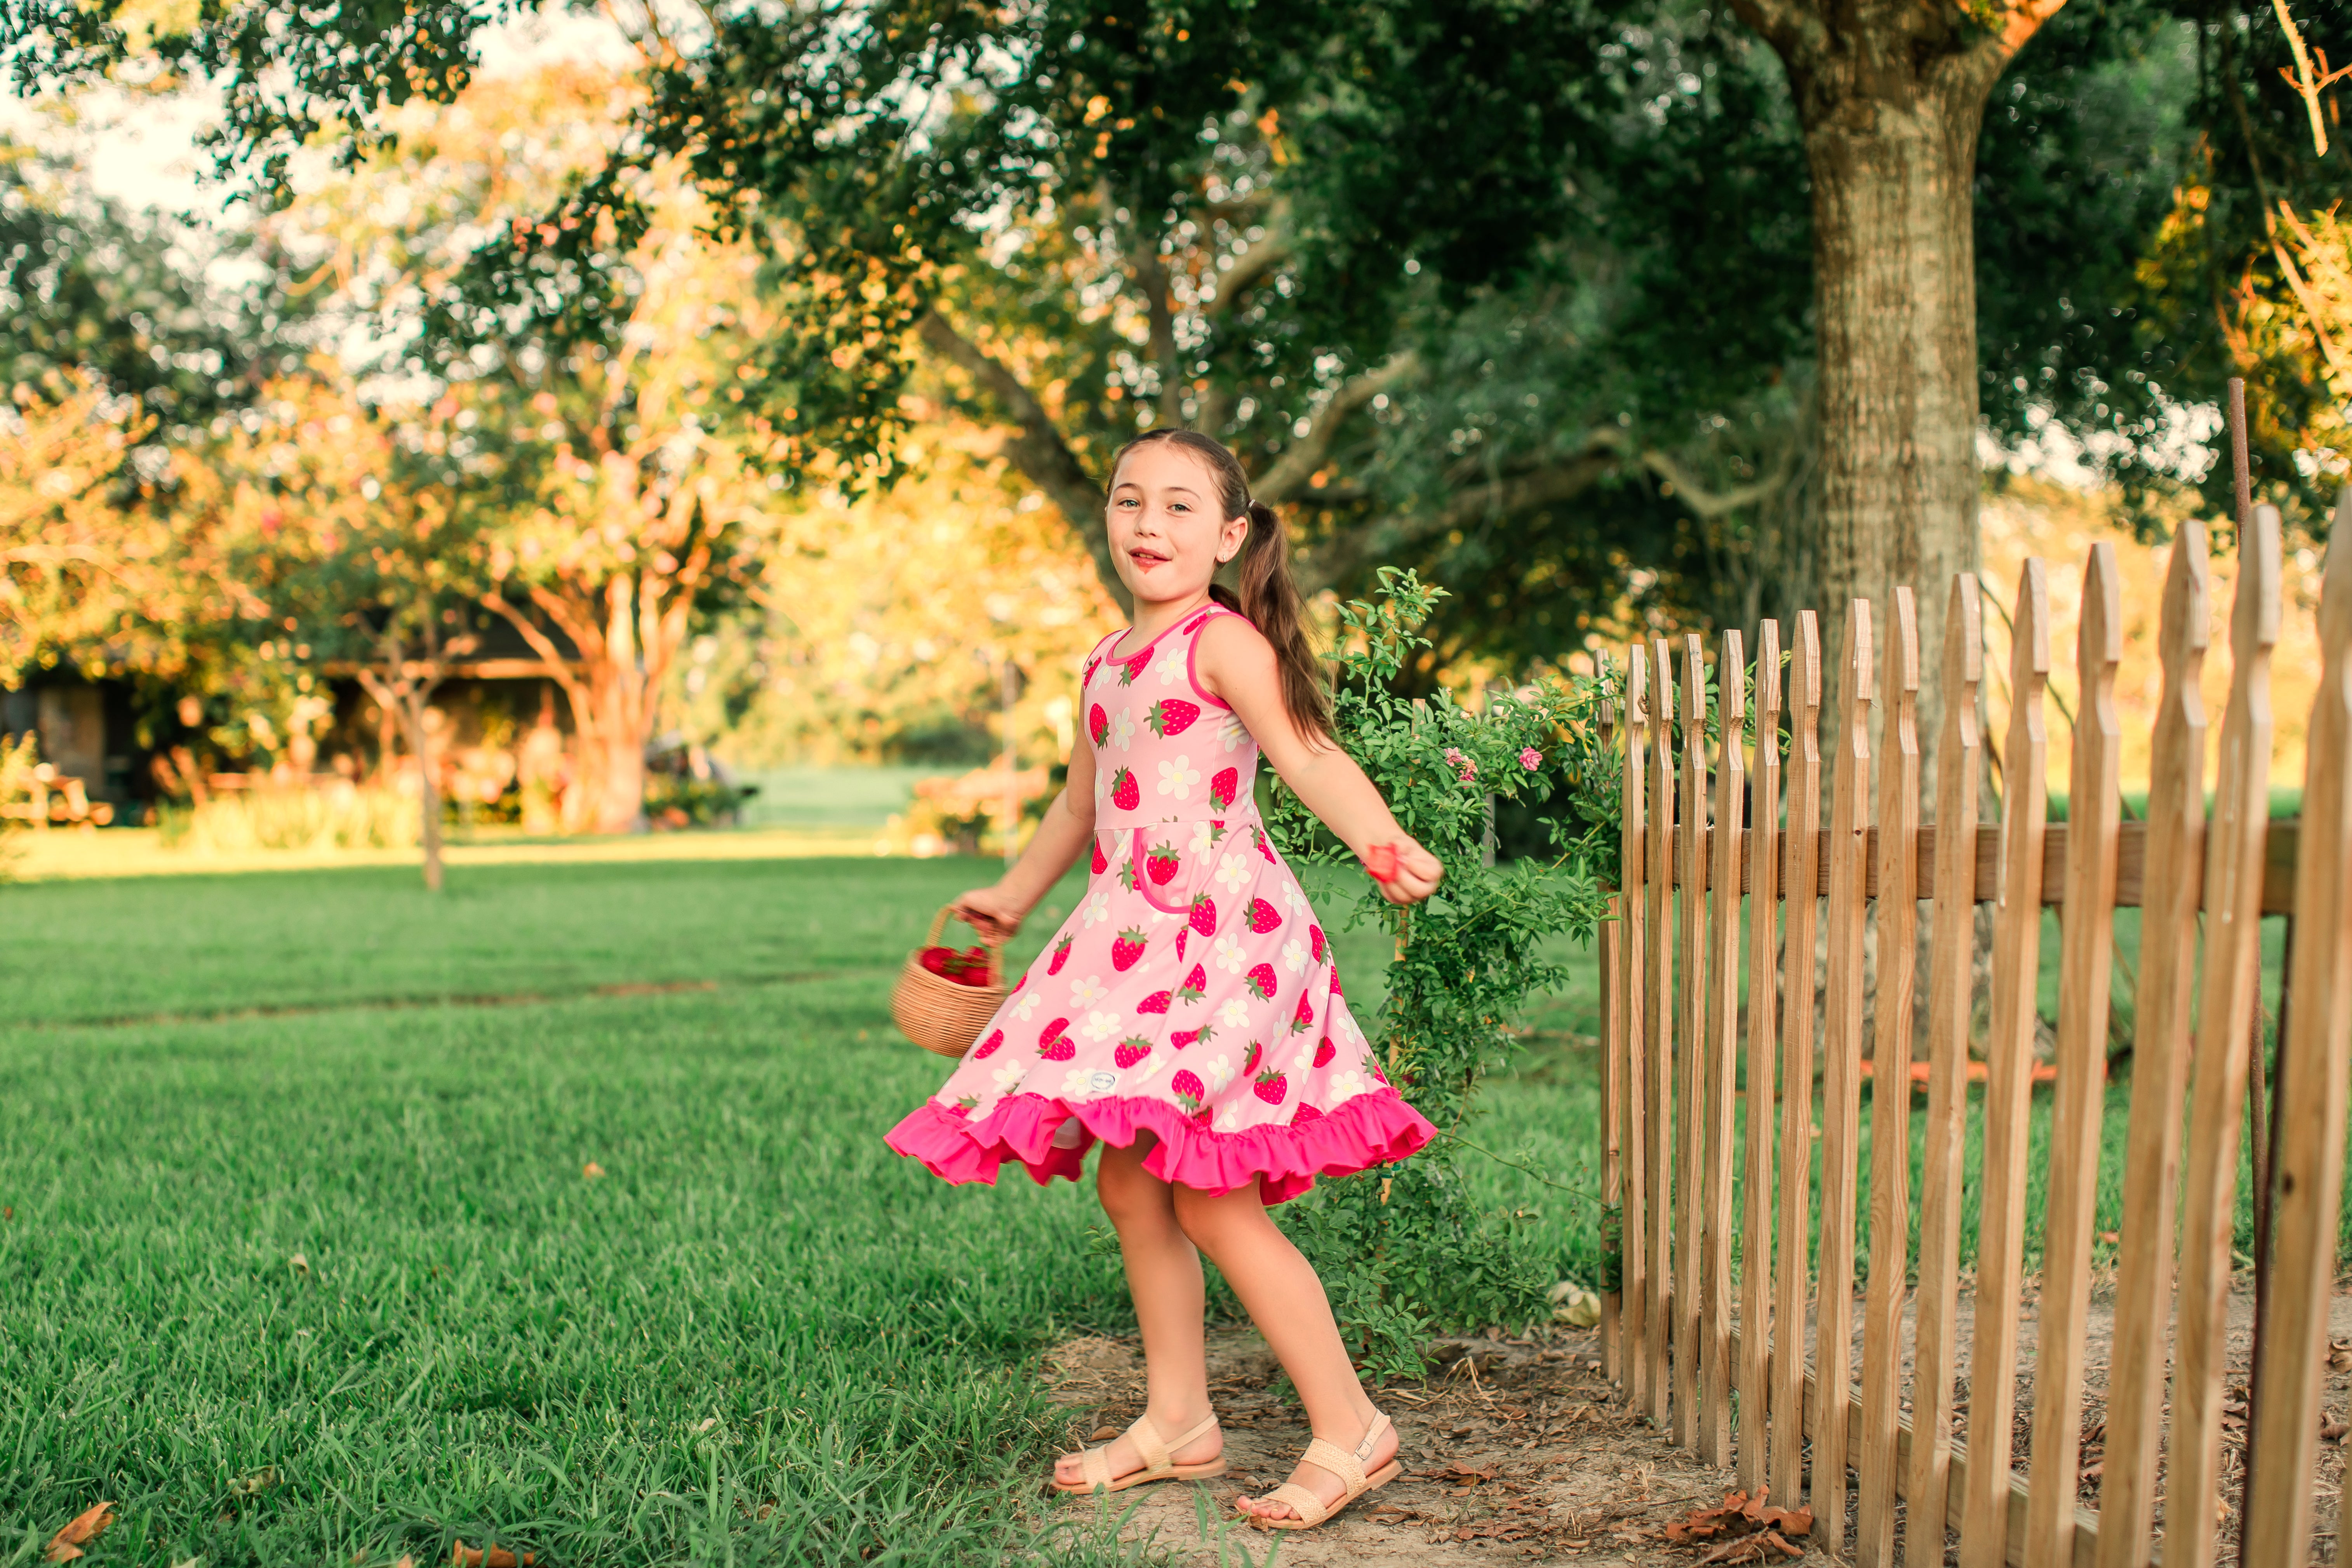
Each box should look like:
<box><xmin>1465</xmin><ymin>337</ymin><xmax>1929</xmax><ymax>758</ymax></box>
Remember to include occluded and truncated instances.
<box><xmin>1109</xmin><ymin>428</ymin><xmax>1332</xmax><ymax>741</ymax></box>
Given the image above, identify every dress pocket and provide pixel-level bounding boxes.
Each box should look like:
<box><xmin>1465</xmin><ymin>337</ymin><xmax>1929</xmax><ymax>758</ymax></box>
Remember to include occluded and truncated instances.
<box><xmin>1128</xmin><ymin>823</ymin><xmax>1234</xmax><ymax>917</ymax></box>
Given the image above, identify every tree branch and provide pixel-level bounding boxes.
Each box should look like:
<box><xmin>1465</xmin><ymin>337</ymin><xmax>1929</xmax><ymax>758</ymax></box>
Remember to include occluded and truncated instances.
<box><xmin>1722</xmin><ymin>0</ymin><xmax>1827</xmax><ymax>68</ymax></box>
<box><xmin>1294</xmin><ymin>443</ymin><xmax>1620</xmax><ymax>595</ymax></box>
<box><xmin>1252</xmin><ymin>352</ymin><xmax>1420</xmax><ymax>505</ymax></box>
<box><xmin>1200</xmin><ymin>226</ymin><xmax>1292</xmax><ymax>321</ymax></box>
<box><xmin>915</xmin><ymin>309</ymin><xmax>1127</xmax><ymax>609</ymax></box>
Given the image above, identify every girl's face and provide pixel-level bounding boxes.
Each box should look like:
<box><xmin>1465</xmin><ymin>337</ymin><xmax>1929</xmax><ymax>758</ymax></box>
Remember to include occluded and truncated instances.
<box><xmin>1106</xmin><ymin>443</ymin><xmax>1248</xmax><ymax>605</ymax></box>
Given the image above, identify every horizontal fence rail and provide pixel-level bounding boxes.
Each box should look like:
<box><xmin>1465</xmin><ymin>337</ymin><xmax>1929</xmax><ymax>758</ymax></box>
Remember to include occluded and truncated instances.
<box><xmin>1596</xmin><ymin>498</ymin><xmax>2352</xmax><ymax>1568</ymax></box>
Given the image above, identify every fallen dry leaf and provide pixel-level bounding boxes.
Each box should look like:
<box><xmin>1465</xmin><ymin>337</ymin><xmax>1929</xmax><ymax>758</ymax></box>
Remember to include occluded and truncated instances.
<box><xmin>289</xmin><ymin>1252</ymin><xmax>310</xmax><ymax>1277</ymax></box>
<box><xmin>44</xmin><ymin>1502</ymin><xmax>115</xmax><ymax>1563</ymax></box>
<box><xmin>1087</xmin><ymin>1425</ymin><xmax>1120</xmax><ymax>1441</ymax></box>
<box><xmin>449</xmin><ymin>1544</ymin><xmax>533</xmax><ymax>1567</ymax></box>
<box><xmin>582</xmin><ymin>1163</ymin><xmax>605</xmax><ymax>1179</ymax></box>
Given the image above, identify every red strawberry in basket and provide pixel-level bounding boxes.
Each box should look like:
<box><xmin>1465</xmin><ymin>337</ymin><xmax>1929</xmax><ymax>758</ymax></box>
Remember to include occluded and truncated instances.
<box><xmin>1293</xmin><ymin>1102</ymin><xmax>1324</xmax><ymax>1124</ymax></box>
<box><xmin>1313</xmin><ymin>1039</ymin><xmax>1337</xmax><ymax>1068</ymax></box>
<box><xmin>1209</xmin><ymin>767</ymin><xmax>1238</xmax><ymax>811</ymax></box>
<box><xmin>1187</xmin><ymin>895</ymin><xmax>1217</xmax><ymax>937</ymax></box>
<box><xmin>1115</xmin><ymin>1037</ymin><xmax>1153</xmax><ymax>1069</ymax></box>
<box><xmin>1091</xmin><ymin>840</ymin><xmax>1108</xmax><ymax>875</ymax></box>
<box><xmin>1176</xmin><ymin>964</ymin><xmax>1208</xmax><ymax>1004</ymax></box>
<box><xmin>1138</xmin><ymin>990</ymin><xmax>1173</xmax><ymax>1014</ymax></box>
<box><xmin>1146</xmin><ymin>841</ymin><xmax>1180</xmax><ymax>884</ymax></box>
<box><xmin>1048</xmin><ymin>934</ymin><xmax>1073</xmax><ymax>975</ymax></box>
<box><xmin>1112</xmin><ymin>927</ymin><xmax>1148</xmax><ymax>971</ymax></box>
<box><xmin>1254</xmin><ymin>1068</ymin><xmax>1288</xmax><ymax>1105</ymax></box>
<box><xmin>1039</xmin><ymin>1018</ymin><xmax>1073</xmax><ymax>1057</ymax></box>
<box><xmin>1148</xmin><ymin>698</ymin><xmax>1200</xmax><ymax>738</ymax></box>
<box><xmin>973</xmin><ymin>1029</ymin><xmax>1005</xmax><ymax>1060</ymax></box>
<box><xmin>1241</xmin><ymin>1041</ymin><xmax>1261</xmax><ymax>1075</ymax></box>
<box><xmin>1089</xmin><ymin>703</ymin><xmax>1109</xmax><ymax>745</ymax></box>
<box><xmin>1109</xmin><ymin>767</ymin><xmax>1139</xmax><ymax>811</ymax></box>
<box><xmin>1291</xmin><ymin>992</ymin><xmax>1315</xmax><ymax>1034</ymax></box>
<box><xmin>1170</xmin><ymin>1070</ymin><xmax>1206</xmax><ymax>1114</ymax></box>
<box><xmin>1308</xmin><ymin>925</ymin><xmax>1326</xmax><ymax>963</ymax></box>
<box><xmin>1245</xmin><ymin>897</ymin><xmax>1281</xmax><ymax>934</ymax></box>
<box><xmin>1246</xmin><ymin>963</ymin><xmax>1278</xmax><ymax>1001</ymax></box>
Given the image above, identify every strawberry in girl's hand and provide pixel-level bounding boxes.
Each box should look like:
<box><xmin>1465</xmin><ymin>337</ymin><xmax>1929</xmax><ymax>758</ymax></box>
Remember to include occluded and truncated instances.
<box><xmin>1146</xmin><ymin>841</ymin><xmax>1180</xmax><ymax>884</ymax></box>
<box><xmin>1187</xmin><ymin>894</ymin><xmax>1217</xmax><ymax>936</ymax></box>
<box><xmin>1364</xmin><ymin>842</ymin><xmax>1400</xmax><ymax>885</ymax></box>
<box><xmin>1115</xmin><ymin>1037</ymin><xmax>1153</xmax><ymax>1069</ymax></box>
<box><xmin>1254</xmin><ymin>1068</ymin><xmax>1289</xmax><ymax>1105</ymax></box>
<box><xmin>1109</xmin><ymin>767</ymin><xmax>1139</xmax><ymax>810</ymax></box>
<box><xmin>1089</xmin><ymin>703</ymin><xmax>1109</xmax><ymax>745</ymax></box>
<box><xmin>1048</xmin><ymin>934</ymin><xmax>1074</xmax><ymax>975</ymax></box>
<box><xmin>1246</xmin><ymin>963</ymin><xmax>1278</xmax><ymax>1000</ymax></box>
<box><xmin>1245</xmin><ymin>897</ymin><xmax>1281</xmax><ymax>933</ymax></box>
<box><xmin>1138</xmin><ymin>989</ymin><xmax>1173</xmax><ymax>1014</ymax></box>
<box><xmin>1111</xmin><ymin>927</ymin><xmax>1148</xmax><ymax>971</ymax></box>
<box><xmin>1176</xmin><ymin>964</ymin><xmax>1208</xmax><ymax>1004</ymax></box>
<box><xmin>1209</xmin><ymin>768</ymin><xmax>1238</xmax><ymax>811</ymax></box>
<box><xmin>973</xmin><ymin>1029</ymin><xmax>1005</xmax><ymax>1059</ymax></box>
<box><xmin>1148</xmin><ymin>699</ymin><xmax>1199</xmax><ymax>737</ymax></box>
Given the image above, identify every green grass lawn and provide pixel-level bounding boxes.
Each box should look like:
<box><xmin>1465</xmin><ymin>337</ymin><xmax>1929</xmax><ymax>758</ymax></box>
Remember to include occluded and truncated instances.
<box><xmin>2</xmin><ymin>848</ymin><xmax>2309</xmax><ymax>1567</ymax></box>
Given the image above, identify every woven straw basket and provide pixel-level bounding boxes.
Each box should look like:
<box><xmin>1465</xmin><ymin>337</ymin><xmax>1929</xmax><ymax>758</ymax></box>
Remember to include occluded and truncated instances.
<box><xmin>891</xmin><ymin>906</ymin><xmax>1010</xmax><ymax>1058</ymax></box>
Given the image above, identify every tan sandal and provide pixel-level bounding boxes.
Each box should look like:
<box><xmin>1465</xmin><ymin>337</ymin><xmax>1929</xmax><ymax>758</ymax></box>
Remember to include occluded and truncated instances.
<box><xmin>1052</xmin><ymin>1411</ymin><xmax>1225</xmax><ymax>1494</ymax></box>
<box><xmin>1242</xmin><ymin>1410</ymin><xmax>1403</xmax><ymax>1530</ymax></box>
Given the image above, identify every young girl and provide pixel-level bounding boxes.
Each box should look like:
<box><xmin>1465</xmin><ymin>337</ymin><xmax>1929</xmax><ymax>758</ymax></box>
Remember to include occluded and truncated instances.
<box><xmin>885</xmin><ymin>429</ymin><xmax>1445</xmax><ymax>1531</ymax></box>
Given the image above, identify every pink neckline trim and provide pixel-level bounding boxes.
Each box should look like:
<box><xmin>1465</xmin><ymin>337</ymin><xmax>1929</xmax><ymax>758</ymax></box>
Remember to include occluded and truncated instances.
<box><xmin>885</xmin><ymin>1086</ymin><xmax>1434</xmax><ymax>1206</ymax></box>
<box><xmin>1106</xmin><ymin>600</ymin><xmax>1228</xmax><ymax>667</ymax></box>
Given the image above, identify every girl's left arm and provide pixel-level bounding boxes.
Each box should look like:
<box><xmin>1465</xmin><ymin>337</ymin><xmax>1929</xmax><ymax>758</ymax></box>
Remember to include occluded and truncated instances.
<box><xmin>1195</xmin><ymin>617</ymin><xmax>1443</xmax><ymax>903</ymax></box>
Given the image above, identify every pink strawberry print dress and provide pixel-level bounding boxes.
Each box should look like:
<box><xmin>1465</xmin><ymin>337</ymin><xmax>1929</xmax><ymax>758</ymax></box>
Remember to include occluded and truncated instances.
<box><xmin>886</xmin><ymin>604</ymin><xmax>1436</xmax><ymax>1204</ymax></box>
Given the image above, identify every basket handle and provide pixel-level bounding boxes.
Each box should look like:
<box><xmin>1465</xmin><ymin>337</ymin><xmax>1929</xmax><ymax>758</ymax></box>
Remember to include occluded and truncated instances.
<box><xmin>925</xmin><ymin>904</ymin><xmax>1006</xmax><ymax>986</ymax></box>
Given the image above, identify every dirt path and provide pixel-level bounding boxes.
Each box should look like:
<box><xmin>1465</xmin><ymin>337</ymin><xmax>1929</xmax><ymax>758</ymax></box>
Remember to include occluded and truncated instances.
<box><xmin>1042</xmin><ymin>1284</ymin><xmax>2352</xmax><ymax>1568</ymax></box>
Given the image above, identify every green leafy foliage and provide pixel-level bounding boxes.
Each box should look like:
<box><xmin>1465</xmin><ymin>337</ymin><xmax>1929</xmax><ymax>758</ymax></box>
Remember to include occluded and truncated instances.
<box><xmin>1265</xmin><ymin>568</ymin><xmax>1611</xmax><ymax>1370</ymax></box>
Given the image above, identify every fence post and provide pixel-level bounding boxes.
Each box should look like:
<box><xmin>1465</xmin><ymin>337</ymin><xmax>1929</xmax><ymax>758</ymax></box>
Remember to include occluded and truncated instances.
<box><xmin>1674</xmin><ymin>633</ymin><xmax>1710</xmax><ymax>1448</ymax></box>
<box><xmin>1647</xmin><ymin>635</ymin><xmax>1678</xmax><ymax>1424</ymax></box>
<box><xmin>2097</xmin><ymin>526</ymin><xmax>2211</xmax><ymax>1568</ymax></box>
<box><xmin>1621</xmin><ymin>645</ymin><xmax>1652</xmax><ymax>1411</ymax></box>
<box><xmin>2168</xmin><ymin>507</ymin><xmax>2280</xmax><ymax>1568</ymax></box>
<box><xmin>1599</xmin><ymin>669</ymin><xmax>1623</xmax><ymax>1385</ymax></box>
<box><xmin>1959</xmin><ymin>560</ymin><xmax>2051</xmax><ymax>1568</ymax></box>
<box><xmin>2245</xmin><ymin>498</ymin><xmax>2352</xmax><ymax>1568</ymax></box>
<box><xmin>1907</xmin><ymin>574</ymin><xmax>1983</xmax><ymax>1568</ymax></box>
<box><xmin>1817</xmin><ymin>600</ymin><xmax>1875</xmax><ymax>1547</ymax></box>
<box><xmin>1739</xmin><ymin>621</ymin><xmax>1783</xmax><ymax>1498</ymax></box>
<box><xmin>2023</xmin><ymin>544</ymin><xmax>2126</xmax><ymax>1568</ymax></box>
<box><xmin>1702</xmin><ymin>630</ymin><xmax>1747</xmax><ymax>1466</ymax></box>
<box><xmin>1771</xmin><ymin>611</ymin><xmax>1825</xmax><ymax>1500</ymax></box>
<box><xmin>1858</xmin><ymin>588</ymin><xmax>1921</xmax><ymax>1568</ymax></box>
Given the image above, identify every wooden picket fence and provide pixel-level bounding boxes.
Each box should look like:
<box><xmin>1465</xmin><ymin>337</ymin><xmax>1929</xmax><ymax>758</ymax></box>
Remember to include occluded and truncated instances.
<box><xmin>1595</xmin><ymin>498</ymin><xmax>2352</xmax><ymax>1568</ymax></box>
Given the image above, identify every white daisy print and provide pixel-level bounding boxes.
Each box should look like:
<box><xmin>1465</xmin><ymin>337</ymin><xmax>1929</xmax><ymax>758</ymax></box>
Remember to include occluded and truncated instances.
<box><xmin>992</xmin><ymin>1062</ymin><xmax>1026</xmax><ymax>1093</ymax></box>
<box><xmin>1081</xmin><ymin>1009</ymin><xmax>1122</xmax><ymax>1042</ymax></box>
<box><xmin>1215</xmin><ymin>1105</ymin><xmax>1243</xmax><ymax>1132</ymax></box>
<box><xmin>1328</xmin><ymin>1069</ymin><xmax>1367</xmax><ymax>1101</ymax></box>
<box><xmin>1291</xmin><ymin>1041</ymin><xmax>1316</xmax><ymax>1071</ymax></box>
<box><xmin>1219</xmin><ymin>711</ymin><xmax>1249</xmax><ymax>753</ymax></box>
<box><xmin>1156</xmin><ymin>755</ymin><xmax>1199</xmax><ymax>800</ymax></box>
<box><xmin>1189</xmin><ymin>821</ymin><xmax>1218</xmax><ymax>856</ymax></box>
<box><xmin>1082</xmin><ymin>892</ymin><xmax>1111</xmax><ymax>928</ymax></box>
<box><xmin>1204</xmin><ymin>1053</ymin><xmax>1235</xmax><ymax>1091</ymax></box>
<box><xmin>1068</xmin><ymin>974</ymin><xmax>1107</xmax><ymax>1008</ymax></box>
<box><xmin>1214</xmin><ymin>853</ymin><xmax>1251</xmax><ymax>893</ymax></box>
<box><xmin>1217</xmin><ymin>997</ymin><xmax>1252</xmax><ymax>1030</ymax></box>
<box><xmin>1212</xmin><ymin>935</ymin><xmax>1249</xmax><ymax>974</ymax></box>
<box><xmin>1061</xmin><ymin>1067</ymin><xmax>1098</xmax><ymax>1096</ymax></box>
<box><xmin>1153</xmin><ymin>647</ymin><xmax>1186</xmax><ymax>686</ymax></box>
<box><xmin>1281</xmin><ymin>881</ymin><xmax>1309</xmax><ymax>913</ymax></box>
<box><xmin>1011</xmin><ymin>991</ymin><xmax>1042</xmax><ymax>1022</ymax></box>
<box><xmin>1281</xmin><ymin>938</ymin><xmax>1310</xmax><ymax>974</ymax></box>
<box><xmin>1110</xmin><ymin>707</ymin><xmax>1136</xmax><ymax>752</ymax></box>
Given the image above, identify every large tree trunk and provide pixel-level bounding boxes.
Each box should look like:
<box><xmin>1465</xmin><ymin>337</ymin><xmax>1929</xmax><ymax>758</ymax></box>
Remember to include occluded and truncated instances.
<box><xmin>1733</xmin><ymin>0</ymin><xmax>2064</xmax><ymax>767</ymax></box>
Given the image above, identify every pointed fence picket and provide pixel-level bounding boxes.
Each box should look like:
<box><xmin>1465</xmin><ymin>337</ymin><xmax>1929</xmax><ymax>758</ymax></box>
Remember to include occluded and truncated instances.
<box><xmin>1594</xmin><ymin>513</ymin><xmax>2352</xmax><ymax>1568</ymax></box>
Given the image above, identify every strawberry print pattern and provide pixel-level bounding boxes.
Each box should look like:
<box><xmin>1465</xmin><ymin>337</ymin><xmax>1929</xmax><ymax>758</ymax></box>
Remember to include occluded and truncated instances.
<box><xmin>887</xmin><ymin>604</ymin><xmax>1434</xmax><ymax>1205</ymax></box>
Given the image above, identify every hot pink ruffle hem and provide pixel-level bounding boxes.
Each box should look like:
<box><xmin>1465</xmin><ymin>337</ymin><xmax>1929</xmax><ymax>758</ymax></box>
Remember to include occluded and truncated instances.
<box><xmin>885</xmin><ymin>1088</ymin><xmax>1435</xmax><ymax>1206</ymax></box>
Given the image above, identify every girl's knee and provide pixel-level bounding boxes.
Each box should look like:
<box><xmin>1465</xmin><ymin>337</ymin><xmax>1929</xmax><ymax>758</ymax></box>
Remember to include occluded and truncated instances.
<box><xmin>1171</xmin><ymin>1183</ymin><xmax>1263</xmax><ymax>1254</ymax></box>
<box><xmin>1096</xmin><ymin>1142</ymin><xmax>1173</xmax><ymax>1227</ymax></box>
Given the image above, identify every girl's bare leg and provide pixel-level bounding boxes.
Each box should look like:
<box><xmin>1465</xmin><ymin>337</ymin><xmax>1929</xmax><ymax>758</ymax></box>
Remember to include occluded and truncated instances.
<box><xmin>1052</xmin><ymin>1134</ymin><xmax>1223</xmax><ymax>1486</ymax></box>
<box><xmin>1171</xmin><ymin>1182</ymin><xmax>1398</xmax><ymax>1521</ymax></box>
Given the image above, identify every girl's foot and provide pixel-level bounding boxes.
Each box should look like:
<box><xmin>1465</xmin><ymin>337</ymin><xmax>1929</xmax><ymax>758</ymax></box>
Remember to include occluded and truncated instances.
<box><xmin>1235</xmin><ymin>1407</ymin><xmax>1400</xmax><ymax>1523</ymax></box>
<box><xmin>1052</xmin><ymin>1410</ymin><xmax>1222</xmax><ymax>1490</ymax></box>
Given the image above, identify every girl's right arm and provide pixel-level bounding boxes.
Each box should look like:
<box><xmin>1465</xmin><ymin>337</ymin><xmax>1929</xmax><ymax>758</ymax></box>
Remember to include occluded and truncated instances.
<box><xmin>948</xmin><ymin>737</ymin><xmax>1097</xmax><ymax>943</ymax></box>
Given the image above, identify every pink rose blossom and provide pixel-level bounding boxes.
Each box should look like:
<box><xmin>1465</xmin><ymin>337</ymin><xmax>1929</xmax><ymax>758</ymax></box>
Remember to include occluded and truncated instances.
<box><xmin>1519</xmin><ymin>747</ymin><xmax>1542</xmax><ymax>770</ymax></box>
<box><xmin>1444</xmin><ymin>747</ymin><xmax>1477</xmax><ymax>783</ymax></box>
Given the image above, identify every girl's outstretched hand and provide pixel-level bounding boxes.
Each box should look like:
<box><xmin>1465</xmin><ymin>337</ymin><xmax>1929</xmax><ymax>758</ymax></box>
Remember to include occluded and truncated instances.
<box><xmin>1363</xmin><ymin>837</ymin><xmax>1443</xmax><ymax>905</ymax></box>
<box><xmin>948</xmin><ymin>886</ymin><xmax>1025</xmax><ymax>944</ymax></box>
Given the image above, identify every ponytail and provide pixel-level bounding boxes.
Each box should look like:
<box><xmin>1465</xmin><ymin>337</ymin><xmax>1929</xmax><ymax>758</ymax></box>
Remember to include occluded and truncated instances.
<box><xmin>1112</xmin><ymin>429</ymin><xmax>1332</xmax><ymax>742</ymax></box>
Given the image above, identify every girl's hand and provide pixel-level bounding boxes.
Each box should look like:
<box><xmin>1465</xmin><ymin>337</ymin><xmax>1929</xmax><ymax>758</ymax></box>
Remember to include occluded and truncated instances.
<box><xmin>948</xmin><ymin>885</ymin><xmax>1026</xmax><ymax>944</ymax></box>
<box><xmin>1363</xmin><ymin>837</ymin><xmax>1443</xmax><ymax>905</ymax></box>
